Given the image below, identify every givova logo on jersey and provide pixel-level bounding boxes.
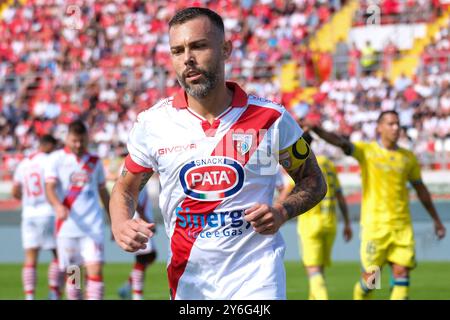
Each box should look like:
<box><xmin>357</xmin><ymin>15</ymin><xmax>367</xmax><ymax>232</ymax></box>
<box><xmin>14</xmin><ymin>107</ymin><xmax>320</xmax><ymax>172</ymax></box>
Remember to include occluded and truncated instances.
<box><xmin>179</xmin><ymin>157</ymin><xmax>245</xmax><ymax>201</ymax></box>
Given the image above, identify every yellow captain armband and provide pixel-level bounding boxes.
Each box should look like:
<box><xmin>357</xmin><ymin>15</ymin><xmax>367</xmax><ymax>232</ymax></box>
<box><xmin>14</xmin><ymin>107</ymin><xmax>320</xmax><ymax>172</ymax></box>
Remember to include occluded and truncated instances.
<box><xmin>279</xmin><ymin>136</ymin><xmax>311</xmax><ymax>172</ymax></box>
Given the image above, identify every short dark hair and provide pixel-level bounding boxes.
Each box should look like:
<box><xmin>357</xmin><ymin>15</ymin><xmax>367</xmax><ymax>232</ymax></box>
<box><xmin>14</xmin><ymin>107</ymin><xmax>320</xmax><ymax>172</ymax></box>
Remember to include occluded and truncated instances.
<box><xmin>169</xmin><ymin>7</ymin><xmax>224</xmax><ymax>35</ymax></box>
<box><xmin>377</xmin><ymin>110</ymin><xmax>399</xmax><ymax>123</ymax></box>
<box><xmin>39</xmin><ymin>134</ymin><xmax>57</xmax><ymax>146</ymax></box>
<box><xmin>68</xmin><ymin>120</ymin><xmax>88</xmax><ymax>135</ymax></box>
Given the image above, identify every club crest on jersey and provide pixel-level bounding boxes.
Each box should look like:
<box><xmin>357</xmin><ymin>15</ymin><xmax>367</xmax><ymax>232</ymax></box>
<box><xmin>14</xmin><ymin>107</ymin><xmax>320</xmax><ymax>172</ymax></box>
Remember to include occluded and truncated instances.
<box><xmin>179</xmin><ymin>157</ymin><xmax>245</xmax><ymax>201</ymax></box>
<box><xmin>232</xmin><ymin>133</ymin><xmax>253</xmax><ymax>155</ymax></box>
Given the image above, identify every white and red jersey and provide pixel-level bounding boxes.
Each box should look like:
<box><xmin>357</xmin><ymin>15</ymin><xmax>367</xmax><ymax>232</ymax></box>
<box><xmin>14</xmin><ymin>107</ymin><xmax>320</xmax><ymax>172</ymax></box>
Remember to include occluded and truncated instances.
<box><xmin>126</xmin><ymin>82</ymin><xmax>303</xmax><ymax>299</ymax></box>
<box><xmin>13</xmin><ymin>152</ymin><xmax>54</xmax><ymax>218</ymax></box>
<box><xmin>44</xmin><ymin>148</ymin><xmax>106</xmax><ymax>238</ymax></box>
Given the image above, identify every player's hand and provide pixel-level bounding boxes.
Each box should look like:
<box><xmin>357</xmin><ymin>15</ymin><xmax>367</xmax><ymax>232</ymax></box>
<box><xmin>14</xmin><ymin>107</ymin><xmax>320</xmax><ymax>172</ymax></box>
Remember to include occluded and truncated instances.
<box><xmin>343</xmin><ymin>222</ymin><xmax>352</xmax><ymax>242</ymax></box>
<box><xmin>55</xmin><ymin>204</ymin><xmax>69</xmax><ymax>220</ymax></box>
<box><xmin>434</xmin><ymin>221</ymin><xmax>446</xmax><ymax>240</ymax></box>
<box><xmin>112</xmin><ymin>217</ymin><xmax>155</xmax><ymax>252</ymax></box>
<box><xmin>244</xmin><ymin>203</ymin><xmax>288</xmax><ymax>235</ymax></box>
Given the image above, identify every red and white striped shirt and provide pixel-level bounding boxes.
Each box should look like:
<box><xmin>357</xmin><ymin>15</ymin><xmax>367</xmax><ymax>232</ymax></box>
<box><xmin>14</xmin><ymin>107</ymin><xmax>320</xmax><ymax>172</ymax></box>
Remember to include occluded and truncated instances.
<box><xmin>44</xmin><ymin>148</ymin><xmax>106</xmax><ymax>238</ymax></box>
<box><xmin>126</xmin><ymin>82</ymin><xmax>303</xmax><ymax>299</ymax></box>
<box><xmin>13</xmin><ymin>152</ymin><xmax>54</xmax><ymax>218</ymax></box>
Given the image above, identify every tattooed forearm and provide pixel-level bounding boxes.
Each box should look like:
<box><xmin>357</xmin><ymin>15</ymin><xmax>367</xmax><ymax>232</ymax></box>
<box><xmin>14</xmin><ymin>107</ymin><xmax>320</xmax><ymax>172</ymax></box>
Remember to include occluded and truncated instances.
<box><xmin>123</xmin><ymin>189</ymin><xmax>137</xmax><ymax>216</ymax></box>
<box><xmin>282</xmin><ymin>155</ymin><xmax>327</xmax><ymax>220</ymax></box>
<box><xmin>138</xmin><ymin>172</ymin><xmax>152</xmax><ymax>191</ymax></box>
<box><xmin>110</xmin><ymin>180</ymin><xmax>138</xmax><ymax>223</ymax></box>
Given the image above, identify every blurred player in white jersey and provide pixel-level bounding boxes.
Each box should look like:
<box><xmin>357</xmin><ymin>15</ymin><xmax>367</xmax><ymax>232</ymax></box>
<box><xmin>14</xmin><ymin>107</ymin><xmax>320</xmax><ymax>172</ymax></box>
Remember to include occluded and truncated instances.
<box><xmin>12</xmin><ymin>134</ymin><xmax>64</xmax><ymax>300</ymax></box>
<box><xmin>44</xmin><ymin>120</ymin><xmax>110</xmax><ymax>300</ymax></box>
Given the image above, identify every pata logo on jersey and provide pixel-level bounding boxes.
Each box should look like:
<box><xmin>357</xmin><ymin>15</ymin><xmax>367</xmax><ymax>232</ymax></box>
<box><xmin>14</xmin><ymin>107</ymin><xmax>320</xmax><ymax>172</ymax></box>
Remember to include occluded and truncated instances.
<box><xmin>175</xmin><ymin>207</ymin><xmax>251</xmax><ymax>239</ymax></box>
<box><xmin>180</xmin><ymin>157</ymin><xmax>245</xmax><ymax>201</ymax></box>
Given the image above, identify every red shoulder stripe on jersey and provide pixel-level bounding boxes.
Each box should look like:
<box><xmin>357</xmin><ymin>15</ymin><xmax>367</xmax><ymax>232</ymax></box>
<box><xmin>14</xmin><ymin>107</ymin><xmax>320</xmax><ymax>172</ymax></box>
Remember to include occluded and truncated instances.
<box><xmin>125</xmin><ymin>155</ymin><xmax>153</xmax><ymax>174</ymax></box>
<box><xmin>212</xmin><ymin>104</ymin><xmax>281</xmax><ymax>163</ymax></box>
<box><xmin>167</xmin><ymin>104</ymin><xmax>281</xmax><ymax>299</ymax></box>
<box><xmin>56</xmin><ymin>155</ymin><xmax>99</xmax><ymax>235</ymax></box>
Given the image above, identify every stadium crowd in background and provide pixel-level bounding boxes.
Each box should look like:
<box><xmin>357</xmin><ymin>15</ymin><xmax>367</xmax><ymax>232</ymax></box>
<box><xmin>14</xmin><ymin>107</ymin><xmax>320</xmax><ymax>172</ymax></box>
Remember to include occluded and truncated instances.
<box><xmin>354</xmin><ymin>0</ymin><xmax>443</xmax><ymax>25</ymax></box>
<box><xmin>0</xmin><ymin>0</ymin><xmax>449</xmax><ymax>178</ymax></box>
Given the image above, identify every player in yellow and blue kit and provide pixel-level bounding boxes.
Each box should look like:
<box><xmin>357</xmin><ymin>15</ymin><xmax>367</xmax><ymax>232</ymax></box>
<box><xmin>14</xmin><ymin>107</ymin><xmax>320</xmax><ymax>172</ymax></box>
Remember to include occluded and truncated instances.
<box><xmin>298</xmin><ymin>155</ymin><xmax>352</xmax><ymax>299</ymax></box>
<box><xmin>278</xmin><ymin>133</ymin><xmax>352</xmax><ymax>300</ymax></box>
<box><xmin>311</xmin><ymin>110</ymin><xmax>446</xmax><ymax>300</ymax></box>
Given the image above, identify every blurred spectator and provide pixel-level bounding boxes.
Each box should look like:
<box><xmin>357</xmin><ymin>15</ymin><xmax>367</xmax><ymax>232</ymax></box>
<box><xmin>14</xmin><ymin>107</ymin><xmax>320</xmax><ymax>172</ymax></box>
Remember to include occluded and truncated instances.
<box><xmin>334</xmin><ymin>38</ymin><xmax>350</xmax><ymax>79</ymax></box>
<box><xmin>348</xmin><ymin>42</ymin><xmax>361</xmax><ymax>78</ymax></box>
<box><xmin>382</xmin><ymin>40</ymin><xmax>399</xmax><ymax>76</ymax></box>
<box><xmin>360</xmin><ymin>40</ymin><xmax>377</xmax><ymax>75</ymax></box>
<box><xmin>394</xmin><ymin>73</ymin><xmax>412</xmax><ymax>92</ymax></box>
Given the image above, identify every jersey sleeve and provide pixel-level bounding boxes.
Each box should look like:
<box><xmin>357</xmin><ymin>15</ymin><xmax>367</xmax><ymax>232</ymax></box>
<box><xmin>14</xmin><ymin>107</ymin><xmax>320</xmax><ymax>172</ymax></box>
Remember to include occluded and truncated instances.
<box><xmin>408</xmin><ymin>153</ymin><xmax>422</xmax><ymax>184</ymax></box>
<box><xmin>276</xmin><ymin>110</ymin><xmax>311</xmax><ymax>172</ymax></box>
<box><xmin>44</xmin><ymin>152</ymin><xmax>59</xmax><ymax>183</ymax></box>
<box><xmin>126</xmin><ymin>114</ymin><xmax>156</xmax><ymax>174</ymax></box>
<box><xmin>277</xmin><ymin>109</ymin><xmax>304</xmax><ymax>150</ymax></box>
<box><xmin>351</xmin><ymin>141</ymin><xmax>367</xmax><ymax>163</ymax></box>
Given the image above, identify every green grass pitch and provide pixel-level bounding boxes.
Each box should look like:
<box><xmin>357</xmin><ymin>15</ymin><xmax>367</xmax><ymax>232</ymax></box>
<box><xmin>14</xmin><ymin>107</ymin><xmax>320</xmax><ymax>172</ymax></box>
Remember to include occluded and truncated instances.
<box><xmin>0</xmin><ymin>262</ymin><xmax>449</xmax><ymax>300</ymax></box>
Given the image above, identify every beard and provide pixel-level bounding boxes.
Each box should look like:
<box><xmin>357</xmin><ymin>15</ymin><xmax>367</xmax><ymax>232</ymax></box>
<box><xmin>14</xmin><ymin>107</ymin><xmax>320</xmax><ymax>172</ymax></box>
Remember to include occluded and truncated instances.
<box><xmin>176</xmin><ymin>63</ymin><xmax>220</xmax><ymax>99</ymax></box>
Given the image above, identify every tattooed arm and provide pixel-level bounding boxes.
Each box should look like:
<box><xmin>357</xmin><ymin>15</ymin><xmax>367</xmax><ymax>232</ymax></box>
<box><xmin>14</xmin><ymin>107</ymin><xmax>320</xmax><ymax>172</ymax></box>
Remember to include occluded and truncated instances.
<box><xmin>109</xmin><ymin>167</ymin><xmax>155</xmax><ymax>252</ymax></box>
<box><xmin>281</xmin><ymin>151</ymin><xmax>327</xmax><ymax>220</ymax></box>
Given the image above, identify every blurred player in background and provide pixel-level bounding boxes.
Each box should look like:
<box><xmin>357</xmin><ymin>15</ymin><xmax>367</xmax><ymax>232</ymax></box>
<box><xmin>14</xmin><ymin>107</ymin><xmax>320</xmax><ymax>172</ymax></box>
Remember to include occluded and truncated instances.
<box><xmin>115</xmin><ymin>155</ymin><xmax>157</xmax><ymax>301</ymax></box>
<box><xmin>110</xmin><ymin>7</ymin><xmax>326</xmax><ymax>300</ymax></box>
<box><xmin>295</xmin><ymin>133</ymin><xmax>352</xmax><ymax>300</ymax></box>
<box><xmin>310</xmin><ymin>110</ymin><xmax>446</xmax><ymax>300</ymax></box>
<box><xmin>12</xmin><ymin>134</ymin><xmax>64</xmax><ymax>300</ymax></box>
<box><xmin>44</xmin><ymin>120</ymin><xmax>110</xmax><ymax>300</ymax></box>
